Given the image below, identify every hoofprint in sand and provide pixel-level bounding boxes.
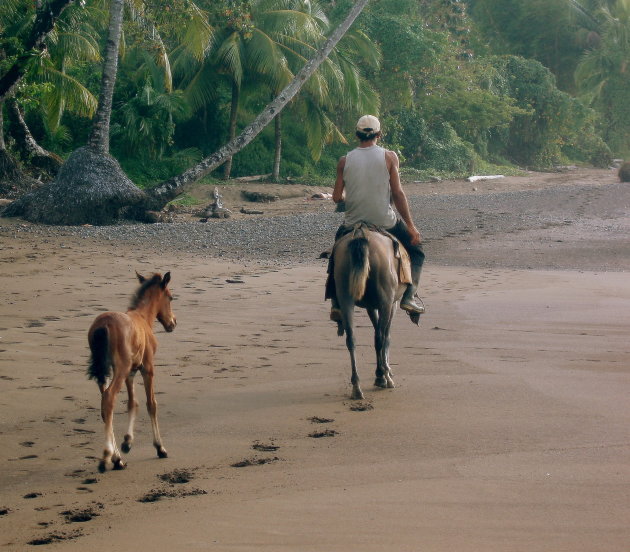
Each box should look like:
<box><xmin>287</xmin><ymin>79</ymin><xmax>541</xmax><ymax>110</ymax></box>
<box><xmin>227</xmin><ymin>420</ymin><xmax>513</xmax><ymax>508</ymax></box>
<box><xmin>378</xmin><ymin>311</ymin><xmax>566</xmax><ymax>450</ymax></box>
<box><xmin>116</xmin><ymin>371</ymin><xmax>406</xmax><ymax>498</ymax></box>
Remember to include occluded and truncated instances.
<box><xmin>1</xmin><ymin>167</ymin><xmax>629</xmax><ymax>551</ymax></box>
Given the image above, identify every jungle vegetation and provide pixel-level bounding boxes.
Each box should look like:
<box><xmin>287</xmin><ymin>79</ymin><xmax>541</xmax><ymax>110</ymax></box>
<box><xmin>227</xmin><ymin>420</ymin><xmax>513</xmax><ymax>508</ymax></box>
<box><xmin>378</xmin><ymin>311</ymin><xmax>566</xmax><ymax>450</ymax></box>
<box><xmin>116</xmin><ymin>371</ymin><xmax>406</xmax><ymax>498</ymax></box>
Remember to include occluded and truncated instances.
<box><xmin>0</xmin><ymin>0</ymin><xmax>626</xmax><ymax>221</ymax></box>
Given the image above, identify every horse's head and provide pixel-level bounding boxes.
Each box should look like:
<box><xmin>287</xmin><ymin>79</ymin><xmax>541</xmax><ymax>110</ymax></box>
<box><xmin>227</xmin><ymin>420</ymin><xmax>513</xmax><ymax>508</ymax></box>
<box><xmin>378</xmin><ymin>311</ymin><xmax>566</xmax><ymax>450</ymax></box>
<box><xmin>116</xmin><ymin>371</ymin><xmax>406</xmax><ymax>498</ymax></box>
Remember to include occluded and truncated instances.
<box><xmin>136</xmin><ymin>271</ymin><xmax>177</xmax><ymax>332</ymax></box>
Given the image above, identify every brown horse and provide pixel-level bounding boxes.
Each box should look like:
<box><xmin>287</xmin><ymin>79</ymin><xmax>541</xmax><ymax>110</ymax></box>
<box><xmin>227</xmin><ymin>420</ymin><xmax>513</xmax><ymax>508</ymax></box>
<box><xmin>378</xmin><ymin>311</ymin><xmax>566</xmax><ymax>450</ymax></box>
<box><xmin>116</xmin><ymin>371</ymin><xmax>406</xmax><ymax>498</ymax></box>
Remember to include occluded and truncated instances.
<box><xmin>87</xmin><ymin>272</ymin><xmax>176</xmax><ymax>473</ymax></box>
<box><xmin>333</xmin><ymin>225</ymin><xmax>407</xmax><ymax>400</ymax></box>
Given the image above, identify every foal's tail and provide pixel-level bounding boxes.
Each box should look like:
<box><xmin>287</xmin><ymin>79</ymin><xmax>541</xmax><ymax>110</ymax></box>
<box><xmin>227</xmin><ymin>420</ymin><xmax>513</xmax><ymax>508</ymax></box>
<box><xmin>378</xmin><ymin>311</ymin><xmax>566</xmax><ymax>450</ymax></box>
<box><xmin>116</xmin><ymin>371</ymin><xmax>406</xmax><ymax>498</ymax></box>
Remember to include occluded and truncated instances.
<box><xmin>348</xmin><ymin>236</ymin><xmax>370</xmax><ymax>301</ymax></box>
<box><xmin>88</xmin><ymin>326</ymin><xmax>112</xmax><ymax>387</ymax></box>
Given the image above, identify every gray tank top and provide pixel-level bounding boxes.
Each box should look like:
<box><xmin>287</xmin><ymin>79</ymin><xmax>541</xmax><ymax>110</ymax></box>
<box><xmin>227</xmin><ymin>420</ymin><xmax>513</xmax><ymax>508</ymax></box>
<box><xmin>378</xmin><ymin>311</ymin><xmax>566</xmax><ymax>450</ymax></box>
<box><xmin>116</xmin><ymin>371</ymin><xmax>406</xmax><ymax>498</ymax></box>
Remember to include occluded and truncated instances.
<box><xmin>343</xmin><ymin>145</ymin><xmax>397</xmax><ymax>228</ymax></box>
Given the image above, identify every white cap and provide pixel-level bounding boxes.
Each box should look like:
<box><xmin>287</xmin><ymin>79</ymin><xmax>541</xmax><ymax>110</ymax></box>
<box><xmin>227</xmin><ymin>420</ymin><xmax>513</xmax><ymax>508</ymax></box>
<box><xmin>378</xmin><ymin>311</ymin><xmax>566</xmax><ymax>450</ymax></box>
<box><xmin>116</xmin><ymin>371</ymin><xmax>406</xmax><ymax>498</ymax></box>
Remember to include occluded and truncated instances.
<box><xmin>356</xmin><ymin>115</ymin><xmax>381</xmax><ymax>133</ymax></box>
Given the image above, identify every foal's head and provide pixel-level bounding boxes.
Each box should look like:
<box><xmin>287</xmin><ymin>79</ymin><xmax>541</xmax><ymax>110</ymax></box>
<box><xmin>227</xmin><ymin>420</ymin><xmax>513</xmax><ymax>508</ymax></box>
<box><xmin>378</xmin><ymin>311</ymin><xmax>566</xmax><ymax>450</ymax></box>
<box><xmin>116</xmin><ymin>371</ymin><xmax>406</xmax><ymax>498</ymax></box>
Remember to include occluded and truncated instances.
<box><xmin>133</xmin><ymin>271</ymin><xmax>177</xmax><ymax>332</ymax></box>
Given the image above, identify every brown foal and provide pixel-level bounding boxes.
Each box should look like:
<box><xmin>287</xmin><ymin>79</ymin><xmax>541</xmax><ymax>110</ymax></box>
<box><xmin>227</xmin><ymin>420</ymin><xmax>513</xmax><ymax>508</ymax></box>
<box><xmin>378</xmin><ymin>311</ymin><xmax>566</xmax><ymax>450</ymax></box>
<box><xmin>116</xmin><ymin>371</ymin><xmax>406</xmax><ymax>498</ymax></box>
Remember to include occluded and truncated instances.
<box><xmin>87</xmin><ymin>272</ymin><xmax>176</xmax><ymax>473</ymax></box>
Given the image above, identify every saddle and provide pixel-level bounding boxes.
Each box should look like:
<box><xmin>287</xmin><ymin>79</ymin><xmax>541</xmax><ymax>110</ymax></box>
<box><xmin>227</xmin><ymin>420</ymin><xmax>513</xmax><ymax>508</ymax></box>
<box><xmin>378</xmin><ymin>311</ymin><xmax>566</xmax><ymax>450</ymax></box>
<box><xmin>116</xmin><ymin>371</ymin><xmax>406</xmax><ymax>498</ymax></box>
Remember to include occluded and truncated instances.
<box><xmin>324</xmin><ymin>223</ymin><xmax>411</xmax><ymax>300</ymax></box>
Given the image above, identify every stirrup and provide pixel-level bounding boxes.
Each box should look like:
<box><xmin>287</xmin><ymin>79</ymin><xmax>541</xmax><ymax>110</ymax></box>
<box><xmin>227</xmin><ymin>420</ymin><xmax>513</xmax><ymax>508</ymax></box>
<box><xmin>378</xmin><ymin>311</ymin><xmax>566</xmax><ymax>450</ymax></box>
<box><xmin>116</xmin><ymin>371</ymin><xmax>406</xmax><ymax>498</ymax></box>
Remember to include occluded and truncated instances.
<box><xmin>400</xmin><ymin>296</ymin><xmax>425</xmax><ymax>315</ymax></box>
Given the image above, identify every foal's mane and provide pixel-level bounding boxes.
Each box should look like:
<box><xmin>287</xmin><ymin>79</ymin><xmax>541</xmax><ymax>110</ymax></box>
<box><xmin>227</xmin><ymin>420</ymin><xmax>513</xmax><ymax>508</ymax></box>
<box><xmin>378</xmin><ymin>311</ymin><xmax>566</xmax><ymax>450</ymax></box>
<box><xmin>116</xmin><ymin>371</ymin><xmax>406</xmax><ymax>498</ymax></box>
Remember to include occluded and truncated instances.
<box><xmin>129</xmin><ymin>274</ymin><xmax>162</xmax><ymax>310</ymax></box>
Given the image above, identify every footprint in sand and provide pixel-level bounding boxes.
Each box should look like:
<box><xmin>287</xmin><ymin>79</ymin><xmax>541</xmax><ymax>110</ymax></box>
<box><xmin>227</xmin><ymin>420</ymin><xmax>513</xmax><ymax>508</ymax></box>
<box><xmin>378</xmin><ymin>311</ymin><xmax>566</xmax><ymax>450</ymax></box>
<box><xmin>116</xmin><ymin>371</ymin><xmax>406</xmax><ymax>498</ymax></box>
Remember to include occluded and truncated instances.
<box><xmin>61</xmin><ymin>503</ymin><xmax>103</xmax><ymax>523</ymax></box>
<box><xmin>252</xmin><ymin>441</ymin><xmax>280</xmax><ymax>452</ymax></box>
<box><xmin>348</xmin><ymin>402</ymin><xmax>374</xmax><ymax>412</ymax></box>
<box><xmin>308</xmin><ymin>429</ymin><xmax>338</xmax><ymax>438</ymax></box>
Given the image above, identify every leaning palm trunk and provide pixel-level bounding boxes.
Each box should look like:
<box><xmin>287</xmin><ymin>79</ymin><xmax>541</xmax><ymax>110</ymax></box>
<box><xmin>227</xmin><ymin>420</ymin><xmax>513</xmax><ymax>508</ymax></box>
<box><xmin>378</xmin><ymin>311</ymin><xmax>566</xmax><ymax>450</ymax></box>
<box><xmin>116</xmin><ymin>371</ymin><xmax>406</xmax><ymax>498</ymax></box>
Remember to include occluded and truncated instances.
<box><xmin>7</xmin><ymin>98</ymin><xmax>63</xmax><ymax>177</ymax></box>
<box><xmin>147</xmin><ymin>0</ymin><xmax>371</xmax><ymax>205</ymax></box>
<box><xmin>223</xmin><ymin>82</ymin><xmax>240</xmax><ymax>180</ymax></box>
<box><xmin>0</xmin><ymin>0</ymin><xmax>75</xmax><ymax>103</ymax></box>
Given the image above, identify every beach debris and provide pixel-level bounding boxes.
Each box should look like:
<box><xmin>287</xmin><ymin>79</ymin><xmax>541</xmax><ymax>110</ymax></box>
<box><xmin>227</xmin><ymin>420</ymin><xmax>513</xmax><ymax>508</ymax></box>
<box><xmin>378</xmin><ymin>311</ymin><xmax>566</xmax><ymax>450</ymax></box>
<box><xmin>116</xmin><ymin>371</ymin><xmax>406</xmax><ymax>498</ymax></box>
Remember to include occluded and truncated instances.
<box><xmin>240</xmin><ymin>206</ymin><xmax>264</xmax><ymax>215</ymax></box>
<box><xmin>200</xmin><ymin>187</ymin><xmax>231</xmax><ymax>221</ymax></box>
<box><xmin>467</xmin><ymin>175</ymin><xmax>504</xmax><ymax>182</ymax></box>
<box><xmin>241</xmin><ymin>190</ymin><xmax>279</xmax><ymax>203</ymax></box>
<box><xmin>309</xmin><ymin>192</ymin><xmax>332</xmax><ymax>200</ymax></box>
<box><xmin>233</xmin><ymin>174</ymin><xmax>271</xmax><ymax>182</ymax></box>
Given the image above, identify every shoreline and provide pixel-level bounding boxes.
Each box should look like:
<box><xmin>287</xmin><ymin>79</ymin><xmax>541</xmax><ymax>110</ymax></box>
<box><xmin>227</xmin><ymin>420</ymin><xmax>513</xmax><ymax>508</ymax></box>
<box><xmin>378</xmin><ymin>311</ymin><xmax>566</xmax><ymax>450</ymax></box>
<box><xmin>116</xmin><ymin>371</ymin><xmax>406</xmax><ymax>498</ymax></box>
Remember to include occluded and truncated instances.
<box><xmin>1</xmin><ymin>166</ymin><xmax>630</xmax><ymax>550</ymax></box>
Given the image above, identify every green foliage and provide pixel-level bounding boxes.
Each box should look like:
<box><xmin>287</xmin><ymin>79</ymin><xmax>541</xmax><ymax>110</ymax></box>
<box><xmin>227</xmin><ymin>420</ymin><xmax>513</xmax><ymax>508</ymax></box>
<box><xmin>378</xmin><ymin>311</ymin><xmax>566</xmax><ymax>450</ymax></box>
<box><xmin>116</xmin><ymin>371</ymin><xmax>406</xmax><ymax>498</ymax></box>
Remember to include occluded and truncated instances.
<box><xmin>1</xmin><ymin>0</ymin><xmax>620</xmax><ymax>187</ymax></box>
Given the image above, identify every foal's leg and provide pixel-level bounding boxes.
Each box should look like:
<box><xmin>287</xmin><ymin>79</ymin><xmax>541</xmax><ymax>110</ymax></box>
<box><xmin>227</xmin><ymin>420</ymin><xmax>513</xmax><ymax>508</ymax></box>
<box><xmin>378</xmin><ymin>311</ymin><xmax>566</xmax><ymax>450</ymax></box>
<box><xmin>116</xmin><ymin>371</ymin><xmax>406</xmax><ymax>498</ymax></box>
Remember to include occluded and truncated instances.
<box><xmin>341</xmin><ymin>307</ymin><xmax>363</xmax><ymax>400</ymax></box>
<box><xmin>121</xmin><ymin>372</ymin><xmax>139</xmax><ymax>454</ymax></box>
<box><xmin>141</xmin><ymin>364</ymin><xmax>168</xmax><ymax>459</ymax></box>
<box><xmin>99</xmin><ymin>373</ymin><xmax>127</xmax><ymax>472</ymax></box>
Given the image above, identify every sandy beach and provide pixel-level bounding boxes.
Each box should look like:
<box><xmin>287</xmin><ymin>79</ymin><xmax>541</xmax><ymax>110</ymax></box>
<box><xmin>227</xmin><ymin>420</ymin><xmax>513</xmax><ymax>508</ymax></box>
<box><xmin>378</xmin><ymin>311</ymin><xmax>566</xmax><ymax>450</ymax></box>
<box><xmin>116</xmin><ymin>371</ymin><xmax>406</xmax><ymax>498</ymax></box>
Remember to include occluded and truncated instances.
<box><xmin>1</xmin><ymin>167</ymin><xmax>629</xmax><ymax>551</ymax></box>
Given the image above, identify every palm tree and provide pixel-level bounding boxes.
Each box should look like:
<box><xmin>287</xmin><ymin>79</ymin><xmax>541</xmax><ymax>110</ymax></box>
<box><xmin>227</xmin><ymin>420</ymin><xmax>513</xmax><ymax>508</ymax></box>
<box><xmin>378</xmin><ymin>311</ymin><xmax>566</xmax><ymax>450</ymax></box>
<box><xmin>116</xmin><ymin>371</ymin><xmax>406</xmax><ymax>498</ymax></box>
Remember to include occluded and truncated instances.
<box><xmin>0</xmin><ymin>0</ymin><xmax>75</xmax><ymax>102</ymax></box>
<box><xmin>6</xmin><ymin>0</ymin><xmax>371</xmax><ymax>221</ymax></box>
<box><xmin>574</xmin><ymin>0</ymin><xmax>630</xmax><ymax>154</ymax></box>
<box><xmin>148</xmin><ymin>0</ymin><xmax>372</xmax><ymax>204</ymax></box>
<box><xmin>209</xmin><ymin>0</ymin><xmax>318</xmax><ymax>179</ymax></box>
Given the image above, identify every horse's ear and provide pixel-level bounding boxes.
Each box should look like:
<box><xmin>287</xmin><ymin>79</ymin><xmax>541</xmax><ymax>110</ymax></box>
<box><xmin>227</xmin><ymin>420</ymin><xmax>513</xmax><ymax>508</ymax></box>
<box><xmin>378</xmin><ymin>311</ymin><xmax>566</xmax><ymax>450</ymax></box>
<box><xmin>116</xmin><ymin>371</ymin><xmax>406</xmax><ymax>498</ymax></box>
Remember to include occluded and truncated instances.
<box><xmin>161</xmin><ymin>272</ymin><xmax>171</xmax><ymax>289</ymax></box>
<box><xmin>136</xmin><ymin>271</ymin><xmax>146</xmax><ymax>284</ymax></box>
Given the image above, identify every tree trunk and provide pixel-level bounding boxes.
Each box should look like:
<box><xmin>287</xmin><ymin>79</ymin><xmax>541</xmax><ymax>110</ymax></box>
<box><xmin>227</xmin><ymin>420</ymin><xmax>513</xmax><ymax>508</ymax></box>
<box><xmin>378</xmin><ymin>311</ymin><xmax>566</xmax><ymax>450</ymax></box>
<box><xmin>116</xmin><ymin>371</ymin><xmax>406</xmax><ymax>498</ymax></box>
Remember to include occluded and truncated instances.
<box><xmin>0</xmin><ymin>100</ymin><xmax>40</xmax><ymax>198</ymax></box>
<box><xmin>7</xmin><ymin>98</ymin><xmax>63</xmax><ymax>177</ymax></box>
<box><xmin>147</xmin><ymin>0</ymin><xmax>371</xmax><ymax>205</ymax></box>
<box><xmin>223</xmin><ymin>81</ymin><xmax>240</xmax><ymax>180</ymax></box>
<box><xmin>272</xmin><ymin>112</ymin><xmax>282</xmax><ymax>182</ymax></box>
<box><xmin>87</xmin><ymin>0</ymin><xmax>125</xmax><ymax>154</ymax></box>
<box><xmin>0</xmin><ymin>0</ymin><xmax>75</xmax><ymax>103</ymax></box>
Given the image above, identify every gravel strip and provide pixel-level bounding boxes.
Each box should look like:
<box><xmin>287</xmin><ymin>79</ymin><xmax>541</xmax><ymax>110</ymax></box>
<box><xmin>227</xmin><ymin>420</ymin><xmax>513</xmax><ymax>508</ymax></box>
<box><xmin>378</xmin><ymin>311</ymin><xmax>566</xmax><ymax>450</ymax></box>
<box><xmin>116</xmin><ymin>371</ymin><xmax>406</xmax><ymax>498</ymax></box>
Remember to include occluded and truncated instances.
<box><xmin>2</xmin><ymin>182</ymin><xmax>629</xmax><ymax>270</ymax></box>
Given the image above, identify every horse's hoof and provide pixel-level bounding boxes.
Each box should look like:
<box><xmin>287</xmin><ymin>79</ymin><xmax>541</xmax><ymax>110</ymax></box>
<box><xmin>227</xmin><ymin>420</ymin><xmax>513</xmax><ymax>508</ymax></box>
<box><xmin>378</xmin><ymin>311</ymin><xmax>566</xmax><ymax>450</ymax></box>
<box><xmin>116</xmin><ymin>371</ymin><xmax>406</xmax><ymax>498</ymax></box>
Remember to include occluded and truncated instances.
<box><xmin>386</xmin><ymin>381</ymin><xmax>395</xmax><ymax>389</ymax></box>
<box><xmin>121</xmin><ymin>439</ymin><xmax>132</xmax><ymax>454</ymax></box>
<box><xmin>350</xmin><ymin>390</ymin><xmax>364</xmax><ymax>400</ymax></box>
<box><xmin>374</xmin><ymin>377</ymin><xmax>387</xmax><ymax>388</ymax></box>
<box><xmin>98</xmin><ymin>460</ymin><xmax>107</xmax><ymax>473</ymax></box>
<box><xmin>112</xmin><ymin>459</ymin><xmax>126</xmax><ymax>470</ymax></box>
<box><xmin>156</xmin><ymin>447</ymin><xmax>168</xmax><ymax>459</ymax></box>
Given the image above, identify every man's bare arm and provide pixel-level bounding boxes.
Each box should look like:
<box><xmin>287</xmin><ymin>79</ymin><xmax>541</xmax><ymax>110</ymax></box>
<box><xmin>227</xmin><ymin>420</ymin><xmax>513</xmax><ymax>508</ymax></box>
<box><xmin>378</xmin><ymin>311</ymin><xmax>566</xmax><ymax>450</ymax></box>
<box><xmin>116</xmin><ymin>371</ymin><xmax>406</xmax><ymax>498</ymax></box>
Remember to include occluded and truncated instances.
<box><xmin>387</xmin><ymin>150</ymin><xmax>422</xmax><ymax>245</ymax></box>
<box><xmin>332</xmin><ymin>156</ymin><xmax>346</xmax><ymax>203</ymax></box>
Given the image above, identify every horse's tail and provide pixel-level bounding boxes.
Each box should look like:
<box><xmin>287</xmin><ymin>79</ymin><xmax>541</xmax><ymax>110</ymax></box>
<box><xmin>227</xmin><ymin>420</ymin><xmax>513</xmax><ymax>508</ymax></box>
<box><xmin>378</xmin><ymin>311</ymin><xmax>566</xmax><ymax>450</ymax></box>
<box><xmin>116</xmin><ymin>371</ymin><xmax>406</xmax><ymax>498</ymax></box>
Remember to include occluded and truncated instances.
<box><xmin>348</xmin><ymin>236</ymin><xmax>370</xmax><ymax>300</ymax></box>
<box><xmin>88</xmin><ymin>326</ymin><xmax>112</xmax><ymax>386</ymax></box>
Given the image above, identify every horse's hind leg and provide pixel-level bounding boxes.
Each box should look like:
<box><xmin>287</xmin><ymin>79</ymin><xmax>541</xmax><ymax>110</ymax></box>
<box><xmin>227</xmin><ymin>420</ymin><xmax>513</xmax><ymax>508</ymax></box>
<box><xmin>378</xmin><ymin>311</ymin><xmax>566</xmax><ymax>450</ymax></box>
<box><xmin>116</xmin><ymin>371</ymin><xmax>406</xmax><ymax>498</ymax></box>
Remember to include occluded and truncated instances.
<box><xmin>369</xmin><ymin>308</ymin><xmax>387</xmax><ymax>388</ymax></box>
<box><xmin>341</xmin><ymin>308</ymin><xmax>364</xmax><ymax>400</ymax></box>
<box><xmin>374</xmin><ymin>305</ymin><xmax>395</xmax><ymax>389</ymax></box>
<box><xmin>99</xmin><ymin>374</ymin><xmax>126</xmax><ymax>472</ymax></box>
<box><xmin>141</xmin><ymin>366</ymin><xmax>168</xmax><ymax>459</ymax></box>
<box><xmin>121</xmin><ymin>373</ymin><xmax>139</xmax><ymax>454</ymax></box>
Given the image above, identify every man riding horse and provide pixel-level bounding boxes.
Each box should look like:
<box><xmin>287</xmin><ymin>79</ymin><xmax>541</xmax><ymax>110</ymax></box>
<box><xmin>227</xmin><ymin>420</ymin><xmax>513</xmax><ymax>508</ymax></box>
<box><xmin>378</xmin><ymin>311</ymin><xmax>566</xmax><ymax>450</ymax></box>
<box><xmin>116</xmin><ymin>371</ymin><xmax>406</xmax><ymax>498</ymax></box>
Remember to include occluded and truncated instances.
<box><xmin>328</xmin><ymin>115</ymin><xmax>425</xmax><ymax>320</ymax></box>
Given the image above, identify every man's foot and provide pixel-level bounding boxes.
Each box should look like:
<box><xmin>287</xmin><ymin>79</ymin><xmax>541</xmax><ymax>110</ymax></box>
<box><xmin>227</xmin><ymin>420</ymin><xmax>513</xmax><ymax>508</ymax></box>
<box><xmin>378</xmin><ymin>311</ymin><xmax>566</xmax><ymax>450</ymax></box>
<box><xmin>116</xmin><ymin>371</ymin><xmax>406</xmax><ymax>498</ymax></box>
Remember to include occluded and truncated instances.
<box><xmin>400</xmin><ymin>297</ymin><xmax>425</xmax><ymax>315</ymax></box>
<box><xmin>330</xmin><ymin>308</ymin><xmax>342</xmax><ymax>322</ymax></box>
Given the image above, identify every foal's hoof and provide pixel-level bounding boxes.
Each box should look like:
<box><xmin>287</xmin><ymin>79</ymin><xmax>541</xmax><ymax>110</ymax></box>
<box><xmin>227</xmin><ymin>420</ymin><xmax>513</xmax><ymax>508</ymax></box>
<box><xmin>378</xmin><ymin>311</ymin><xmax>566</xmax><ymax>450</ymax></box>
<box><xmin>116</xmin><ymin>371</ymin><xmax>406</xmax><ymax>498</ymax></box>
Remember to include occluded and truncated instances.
<box><xmin>112</xmin><ymin>458</ymin><xmax>126</xmax><ymax>470</ymax></box>
<box><xmin>121</xmin><ymin>436</ymin><xmax>132</xmax><ymax>454</ymax></box>
<box><xmin>98</xmin><ymin>460</ymin><xmax>107</xmax><ymax>474</ymax></box>
<box><xmin>156</xmin><ymin>447</ymin><xmax>168</xmax><ymax>459</ymax></box>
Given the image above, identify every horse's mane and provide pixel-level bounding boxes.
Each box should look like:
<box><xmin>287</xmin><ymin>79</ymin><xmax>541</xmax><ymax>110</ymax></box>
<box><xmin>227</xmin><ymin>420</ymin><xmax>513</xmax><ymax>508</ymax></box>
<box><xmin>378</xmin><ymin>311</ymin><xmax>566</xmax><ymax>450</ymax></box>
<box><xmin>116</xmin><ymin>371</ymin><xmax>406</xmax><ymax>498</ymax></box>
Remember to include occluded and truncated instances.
<box><xmin>129</xmin><ymin>274</ymin><xmax>162</xmax><ymax>310</ymax></box>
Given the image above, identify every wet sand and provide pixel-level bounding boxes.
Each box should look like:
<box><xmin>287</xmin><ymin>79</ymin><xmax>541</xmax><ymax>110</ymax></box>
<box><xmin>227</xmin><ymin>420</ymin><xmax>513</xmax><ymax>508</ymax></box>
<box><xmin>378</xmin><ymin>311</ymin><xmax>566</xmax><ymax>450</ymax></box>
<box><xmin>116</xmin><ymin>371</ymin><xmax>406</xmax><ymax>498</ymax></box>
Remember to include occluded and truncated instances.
<box><xmin>1</xmin><ymin>168</ymin><xmax>629</xmax><ymax>551</ymax></box>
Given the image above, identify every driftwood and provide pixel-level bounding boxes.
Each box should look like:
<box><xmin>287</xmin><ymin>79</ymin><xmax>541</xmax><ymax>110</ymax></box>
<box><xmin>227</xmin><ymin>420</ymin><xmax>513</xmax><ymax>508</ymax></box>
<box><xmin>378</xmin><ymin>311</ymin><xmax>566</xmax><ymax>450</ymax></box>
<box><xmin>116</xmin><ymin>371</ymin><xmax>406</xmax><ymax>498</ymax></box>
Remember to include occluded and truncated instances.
<box><xmin>240</xmin><ymin>207</ymin><xmax>264</xmax><ymax>215</ymax></box>
<box><xmin>467</xmin><ymin>175</ymin><xmax>505</xmax><ymax>183</ymax></box>
<box><xmin>233</xmin><ymin>174</ymin><xmax>272</xmax><ymax>183</ymax></box>
<box><xmin>241</xmin><ymin>190</ymin><xmax>279</xmax><ymax>203</ymax></box>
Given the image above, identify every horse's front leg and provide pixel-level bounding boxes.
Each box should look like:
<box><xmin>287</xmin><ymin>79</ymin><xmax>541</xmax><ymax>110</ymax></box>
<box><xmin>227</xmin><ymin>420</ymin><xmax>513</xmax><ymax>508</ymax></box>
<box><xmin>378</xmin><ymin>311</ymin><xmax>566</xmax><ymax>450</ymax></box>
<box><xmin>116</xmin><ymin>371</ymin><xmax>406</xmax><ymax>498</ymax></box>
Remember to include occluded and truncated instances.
<box><xmin>141</xmin><ymin>362</ymin><xmax>168</xmax><ymax>459</ymax></box>
<box><xmin>121</xmin><ymin>371</ymin><xmax>139</xmax><ymax>454</ymax></box>
<box><xmin>99</xmin><ymin>375</ymin><xmax>126</xmax><ymax>472</ymax></box>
